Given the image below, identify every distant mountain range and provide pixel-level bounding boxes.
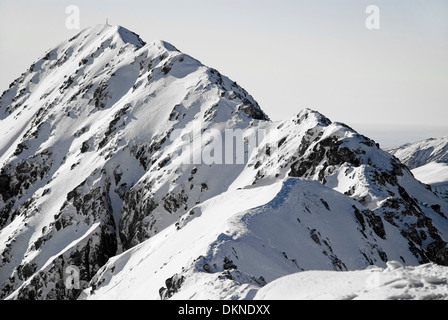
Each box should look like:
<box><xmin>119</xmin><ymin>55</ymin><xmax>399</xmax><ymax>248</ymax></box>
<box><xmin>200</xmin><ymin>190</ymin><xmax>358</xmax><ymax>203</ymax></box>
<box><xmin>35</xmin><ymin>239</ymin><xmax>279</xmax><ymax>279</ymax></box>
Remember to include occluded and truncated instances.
<box><xmin>388</xmin><ymin>136</ymin><xmax>448</xmax><ymax>169</ymax></box>
<box><xmin>389</xmin><ymin>137</ymin><xmax>448</xmax><ymax>203</ymax></box>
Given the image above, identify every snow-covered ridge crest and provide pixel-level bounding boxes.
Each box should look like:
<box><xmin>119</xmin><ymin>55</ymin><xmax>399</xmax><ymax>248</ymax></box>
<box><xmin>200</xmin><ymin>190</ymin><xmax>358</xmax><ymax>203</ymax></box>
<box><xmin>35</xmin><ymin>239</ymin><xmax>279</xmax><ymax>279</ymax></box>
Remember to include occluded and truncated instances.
<box><xmin>81</xmin><ymin>175</ymin><xmax>448</xmax><ymax>300</ymax></box>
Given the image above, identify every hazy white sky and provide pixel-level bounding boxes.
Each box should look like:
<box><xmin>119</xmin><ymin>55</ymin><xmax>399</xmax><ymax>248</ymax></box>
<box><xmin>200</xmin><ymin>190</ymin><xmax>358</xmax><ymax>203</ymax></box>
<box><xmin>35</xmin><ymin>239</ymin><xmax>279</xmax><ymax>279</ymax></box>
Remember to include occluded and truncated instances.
<box><xmin>1</xmin><ymin>0</ymin><xmax>447</xmax><ymax>147</ymax></box>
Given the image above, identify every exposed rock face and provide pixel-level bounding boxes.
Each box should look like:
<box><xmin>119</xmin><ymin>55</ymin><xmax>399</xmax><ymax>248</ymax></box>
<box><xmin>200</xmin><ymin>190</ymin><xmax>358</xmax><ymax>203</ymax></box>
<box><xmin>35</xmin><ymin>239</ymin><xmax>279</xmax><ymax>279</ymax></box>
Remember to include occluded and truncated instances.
<box><xmin>159</xmin><ymin>273</ymin><xmax>185</xmax><ymax>300</ymax></box>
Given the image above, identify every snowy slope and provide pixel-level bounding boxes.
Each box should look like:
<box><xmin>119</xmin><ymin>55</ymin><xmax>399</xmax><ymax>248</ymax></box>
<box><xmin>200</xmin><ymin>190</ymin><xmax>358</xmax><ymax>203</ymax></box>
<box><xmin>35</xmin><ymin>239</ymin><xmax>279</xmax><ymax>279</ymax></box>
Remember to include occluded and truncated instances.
<box><xmin>254</xmin><ymin>261</ymin><xmax>448</xmax><ymax>300</ymax></box>
<box><xmin>388</xmin><ymin>136</ymin><xmax>448</xmax><ymax>169</ymax></box>
<box><xmin>0</xmin><ymin>24</ymin><xmax>147</xmax><ymax>299</ymax></box>
<box><xmin>76</xmin><ymin>178</ymin><xmax>417</xmax><ymax>299</ymax></box>
<box><xmin>412</xmin><ymin>162</ymin><xmax>448</xmax><ymax>202</ymax></box>
<box><xmin>412</xmin><ymin>162</ymin><xmax>448</xmax><ymax>186</ymax></box>
<box><xmin>81</xmin><ymin>175</ymin><xmax>448</xmax><ymax>300</ymax></box>
<box><xmin>1</xmin><ymin>25</ymin><xmax>448</xmax><ymax>300</ymax></box>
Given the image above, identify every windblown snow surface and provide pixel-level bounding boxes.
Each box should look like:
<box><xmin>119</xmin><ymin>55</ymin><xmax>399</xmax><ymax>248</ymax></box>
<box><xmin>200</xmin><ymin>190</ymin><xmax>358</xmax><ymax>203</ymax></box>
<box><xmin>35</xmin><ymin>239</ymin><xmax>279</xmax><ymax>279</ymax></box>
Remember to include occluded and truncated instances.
<box><xmin>255</xmin><ymin>261</ymin><xmax>448</xmax><ymax>300</ymax></box>
<box><xmin>1</xmin><ymin>24</ymin><xmax>448</xmax><ymax>300</ymax></box>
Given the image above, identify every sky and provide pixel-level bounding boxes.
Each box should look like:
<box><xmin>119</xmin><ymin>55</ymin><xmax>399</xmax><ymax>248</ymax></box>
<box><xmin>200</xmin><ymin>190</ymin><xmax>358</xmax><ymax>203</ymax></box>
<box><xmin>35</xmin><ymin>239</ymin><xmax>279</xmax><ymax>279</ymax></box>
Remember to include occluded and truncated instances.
<box><xmin>1</xmin><ymin>0</ymin><xmax>447</xmax><ymax>147</ymax></box>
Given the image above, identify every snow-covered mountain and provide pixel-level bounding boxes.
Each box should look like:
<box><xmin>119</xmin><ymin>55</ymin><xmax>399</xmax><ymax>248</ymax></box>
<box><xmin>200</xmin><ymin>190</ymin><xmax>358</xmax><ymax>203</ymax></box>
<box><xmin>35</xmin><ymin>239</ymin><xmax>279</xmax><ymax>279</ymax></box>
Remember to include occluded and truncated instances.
<box><xmin>0</xmin><ymin>24</ymin><xmax>267</xmax><ymax>299</ymax></box>
<box><xmin>1</xmin><ymin>25</ymin><xmax>448</xmax><ymax>300</ymax></box>
<box><xmin>388</xmin><ymin>136</ymin><xmax>448</xmax><ymax>170</ymax></box>
<box><xmin>389</xmin><ymin>137</ymin><xmax>448</xmax><ymax>203</ymax></box>
<box><xmin>78</xmin><ymin>110</ymin><xmax>448</xmax><ymax>300</ymax></box>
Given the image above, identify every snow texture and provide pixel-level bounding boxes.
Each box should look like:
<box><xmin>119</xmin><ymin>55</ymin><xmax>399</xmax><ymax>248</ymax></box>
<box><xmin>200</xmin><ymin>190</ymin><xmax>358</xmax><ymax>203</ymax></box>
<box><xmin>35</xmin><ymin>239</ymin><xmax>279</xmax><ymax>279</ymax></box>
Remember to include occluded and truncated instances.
<box><xmin>255</xmin><ymin>261</ymin><xmax>448</xmax><ymax>300</ymax></box>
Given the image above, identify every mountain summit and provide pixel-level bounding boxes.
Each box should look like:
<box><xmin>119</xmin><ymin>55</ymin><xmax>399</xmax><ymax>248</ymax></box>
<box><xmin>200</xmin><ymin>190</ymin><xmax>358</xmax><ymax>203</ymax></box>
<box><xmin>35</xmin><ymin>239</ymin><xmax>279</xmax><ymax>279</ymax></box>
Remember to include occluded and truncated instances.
<box><xmin>1</xmin><ymin>25</ymin><xmax>447</xmax><ymax>300</ymax></box>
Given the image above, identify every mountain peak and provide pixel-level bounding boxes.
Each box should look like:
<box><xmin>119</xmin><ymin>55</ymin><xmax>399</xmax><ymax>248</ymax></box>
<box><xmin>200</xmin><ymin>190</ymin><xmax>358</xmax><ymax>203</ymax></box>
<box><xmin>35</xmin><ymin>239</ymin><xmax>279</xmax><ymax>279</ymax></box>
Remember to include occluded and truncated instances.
<box><xmin>77</xmin><ymin>25</ymin><xmax>178</xmax><ymax>53</ymax></box>
<box><xmin>115</xmin><ymin>25</ymin><xmax>147</xmax><ymax>48</ymax></box>
<box><xmin>71</xmin><ymin>24</ymin><xmax>146</xmax><ymax>49</ymax></box>
<box><xmin>147</xmin><ymin>39</ymin><xmax>179</xmax><ymax>52</ymax></box>
<box><xmin>295</xmin><ymin>108</ymin><xmax>332</xmax><ymax>127</ymax></box>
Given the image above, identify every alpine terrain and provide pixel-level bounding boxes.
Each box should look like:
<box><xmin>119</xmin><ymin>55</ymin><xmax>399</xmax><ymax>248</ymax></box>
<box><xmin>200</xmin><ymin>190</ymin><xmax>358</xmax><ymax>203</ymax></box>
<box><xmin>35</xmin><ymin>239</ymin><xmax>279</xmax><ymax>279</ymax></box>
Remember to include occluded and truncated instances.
<box><xmin>1</xmin><ymin>25</ymin><xmax>448</xmax><ymax>300</ymax></box>
<box><xmin>389</xmin><ymin>137</ymin><xmax>448</xmax><ymax>203</ymax></box>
